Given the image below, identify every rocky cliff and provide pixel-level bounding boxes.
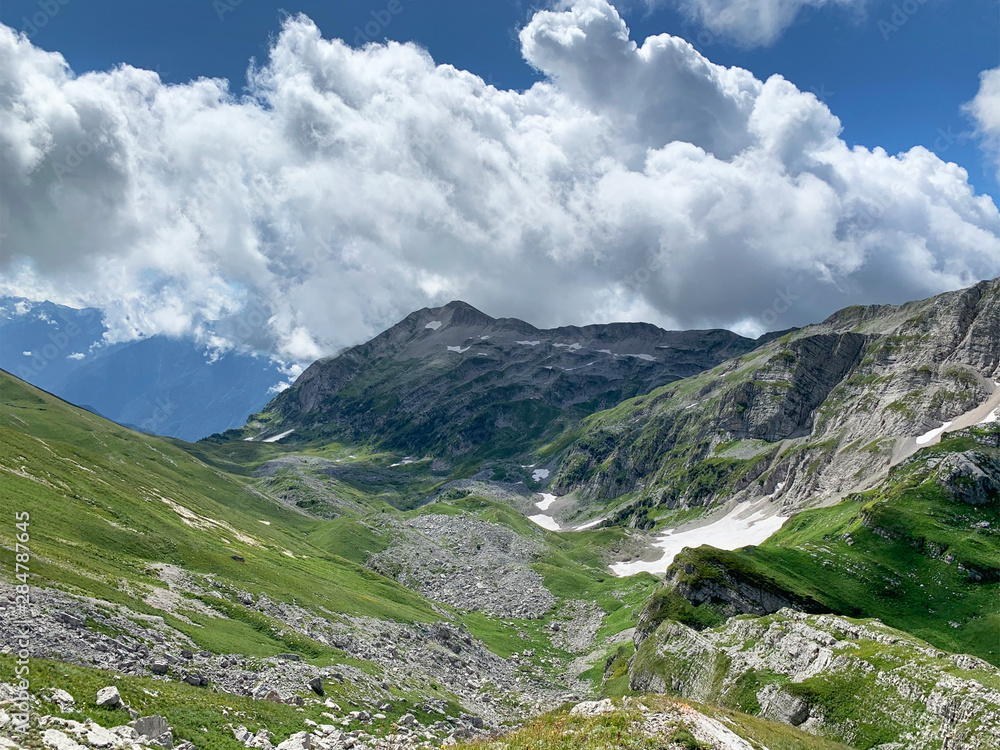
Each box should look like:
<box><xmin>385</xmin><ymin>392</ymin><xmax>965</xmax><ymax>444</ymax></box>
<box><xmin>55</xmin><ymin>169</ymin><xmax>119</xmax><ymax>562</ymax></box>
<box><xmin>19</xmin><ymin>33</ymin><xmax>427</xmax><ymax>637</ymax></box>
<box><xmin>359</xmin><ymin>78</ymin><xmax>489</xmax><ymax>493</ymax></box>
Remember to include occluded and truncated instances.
<box><xmin>629</xmin><ymin>610</ymin><xmax>1000</xmax><ymax>750</ymax></box>
<box><xmin>553</xmin><ymin>278</ymin><xmax>1000</xmax><ymax>521</ymax></box>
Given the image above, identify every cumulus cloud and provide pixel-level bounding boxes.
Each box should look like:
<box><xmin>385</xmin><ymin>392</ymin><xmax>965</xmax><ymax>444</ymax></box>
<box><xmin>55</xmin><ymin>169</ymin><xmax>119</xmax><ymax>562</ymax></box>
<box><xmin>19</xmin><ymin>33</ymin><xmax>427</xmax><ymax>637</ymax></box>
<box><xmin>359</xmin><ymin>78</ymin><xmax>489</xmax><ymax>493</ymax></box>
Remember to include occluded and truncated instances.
<box><xmin>966</xmin><ymin>66</ymin><xmax>1000</xmax><ymax>181</ymax></box>
<box><xmin>1</xmin><ymin>0</ymin><xmax>998</xmax><ymax>362</ymax></box>
<box><xmin>667</xmin><ymin>0</ymin><xmax>865</xmax><ymax>47</ymax></box>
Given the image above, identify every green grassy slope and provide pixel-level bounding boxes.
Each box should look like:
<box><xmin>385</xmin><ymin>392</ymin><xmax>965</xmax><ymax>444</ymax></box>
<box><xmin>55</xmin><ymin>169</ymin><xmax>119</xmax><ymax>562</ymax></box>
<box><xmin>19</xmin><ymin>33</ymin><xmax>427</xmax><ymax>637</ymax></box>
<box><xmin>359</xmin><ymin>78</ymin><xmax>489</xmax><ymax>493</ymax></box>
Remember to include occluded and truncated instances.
<box><xmin>0</xmin><ymin>369</ymin><xmax>441</xmax><ymax>657</ymax></box>
<box><xmin>654</xmin><ymin>427</ymin><xmax>1000</xmax><ymax>665</ymax></box>
<box><xmin>0</xmin><ymin>369</ymin><xmax>658</xmax><ymax>684</ymax></box>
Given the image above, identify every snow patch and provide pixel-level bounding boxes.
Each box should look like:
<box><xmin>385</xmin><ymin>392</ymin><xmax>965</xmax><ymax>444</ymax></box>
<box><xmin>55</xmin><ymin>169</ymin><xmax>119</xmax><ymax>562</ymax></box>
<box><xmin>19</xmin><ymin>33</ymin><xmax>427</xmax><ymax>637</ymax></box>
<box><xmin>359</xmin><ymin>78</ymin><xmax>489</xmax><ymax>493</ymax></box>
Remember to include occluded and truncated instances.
<box><xmin>574</xmin><ymin>518</ymin><xmax>603</xmax><ymax>531</ymax></box>
<box><xmin>553</xmin><ymin>342</ymin><xmax>582</xmax><ymax>350</ymax></box>
<box><xmin>916</xmin><ymin>421</ymin><xmax>954</xmax><ymax>446</ymax></box>
<box><xmin>263</xmin><ymin>429</ymin><xmax>295</xmax><ymax>443</ymax></box>
<box><xmin>979</xmin><ymin>409</ymin><xmax>999</xmax><ymax>425</ymax></box>
<box><xmin>258</xmin><ymin>520</ymin><xmax>271</xmax><ymax>525</ymax></box>
<box><xmin>528</xmin><ymin>514</ymin><xmax>562</xmax><ymax>531</ymax></box>
<box><xmin>532</xmin><ymin>468</ymin><xmax>550</xmax><ymax>482</ymax></box>
<box><xmin>425</xmin><ymin>320</ymin><xmax>442</xmax><ymax>330</ymax></box>
<box><xmin>447</xmin><ymin>345</ymin><xmax>471</xmax><ymax>353</ymax></box>
<box><xmin>535</xmin><ymin>493</ymin><xmax>558</xmax><ymax>511</ymax></box>
<box><xmin>609</xmin><ymin>505</ymin><xmax>788</xmax><ymax>577</ymax></box>
<box><xmin>516</xmin><ymin>340</ymin><xmax>541</xmax><ymax>346</ymax></box>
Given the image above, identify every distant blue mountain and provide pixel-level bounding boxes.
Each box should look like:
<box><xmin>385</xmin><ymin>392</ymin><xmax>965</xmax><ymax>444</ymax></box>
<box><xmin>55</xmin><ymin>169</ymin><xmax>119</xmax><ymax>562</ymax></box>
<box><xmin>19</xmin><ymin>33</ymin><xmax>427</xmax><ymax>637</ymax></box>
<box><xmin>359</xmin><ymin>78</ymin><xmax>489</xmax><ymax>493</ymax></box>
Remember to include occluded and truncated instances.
<box><xmin>0</xmin><ymin>298</ymin><xmax>287</xmax><ymax>441</ymax></box>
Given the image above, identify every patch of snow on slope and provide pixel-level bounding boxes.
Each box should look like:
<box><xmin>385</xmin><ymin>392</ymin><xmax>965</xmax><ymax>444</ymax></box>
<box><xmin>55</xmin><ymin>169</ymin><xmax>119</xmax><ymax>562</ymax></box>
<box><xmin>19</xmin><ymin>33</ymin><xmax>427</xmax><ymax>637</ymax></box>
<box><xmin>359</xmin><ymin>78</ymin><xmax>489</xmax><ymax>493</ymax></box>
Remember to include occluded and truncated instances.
<box><xmin>532</xmin><ymin>468</ymin><xmax>551</xmax><ymax>482</ymax></box>
<box><xmin>574</xmin><ymin>518</ymin><xmax>603</xmax><ymax>531</ymax></box>
<box><xmin>535</xmin><ymin>493</ymin><xmax>558</xmax><ymax>511</ymax></box>
<box><xmin>553</xmin><ymin>342</ymin><xmax>582</xmax><ymax>350</ymax></box>
<box><xmin>447</xmin><ymin>345</ymin><xmax>471</xmax><ymax>353</ymax></box>
<box><xmin>425</xmin><ymin>320</ymin><xmax>442</xmax><ymax>330</ymax></box>
<box><xmin>980</xmin><ymin>409</ymin><xmax>999</xmax><ymax>425</ymax></box>
<box><xmin>263</xmin><ymin>429</ymin><xmax>295</xmax><ymax>443</ymax></box>
<box><xmin>916</xmin><ymin>421</ymin><xmax>954</xmax><ymax>445</ymax></box>
<box><xmin>516</xmin><ymin>340</ymin><xmax>541</xmax><ymax>346</ymax></box>
<box><xmin>528</xmin><ymin>514</ymin><xmax>562</xmax><ymax>531</ymax></box>
<box><xmin>609</xmin><ymin>505</ymin><xmax>787</xmax><ymax>577</ymax></box>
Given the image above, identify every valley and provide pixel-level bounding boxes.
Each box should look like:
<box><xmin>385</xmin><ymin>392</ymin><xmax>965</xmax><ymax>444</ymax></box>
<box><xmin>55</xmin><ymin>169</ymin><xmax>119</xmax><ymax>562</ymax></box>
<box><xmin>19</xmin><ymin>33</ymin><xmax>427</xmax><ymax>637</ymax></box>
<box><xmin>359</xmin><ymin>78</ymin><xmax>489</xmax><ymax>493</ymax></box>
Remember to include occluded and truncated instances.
<box><xmin>1</xmin><ymin>281</ymin><xmax>998</xmax><ymax>750</ymax></box>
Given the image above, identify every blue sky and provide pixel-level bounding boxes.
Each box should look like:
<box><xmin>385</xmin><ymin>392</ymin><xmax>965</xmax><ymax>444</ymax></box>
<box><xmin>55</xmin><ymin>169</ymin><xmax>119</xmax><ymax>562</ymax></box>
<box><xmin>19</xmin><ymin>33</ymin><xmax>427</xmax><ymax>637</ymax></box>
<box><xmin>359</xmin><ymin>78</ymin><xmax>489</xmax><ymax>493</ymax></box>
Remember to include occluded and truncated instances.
<box><xmin>3</xmin><ymin>0</ymin><xmax>998</xmax><ymax>202</ymax></box>
<box><xmin>1</xmin><ymin>0</ymin><xmax>998</xmax><ymax>359</ymax></box>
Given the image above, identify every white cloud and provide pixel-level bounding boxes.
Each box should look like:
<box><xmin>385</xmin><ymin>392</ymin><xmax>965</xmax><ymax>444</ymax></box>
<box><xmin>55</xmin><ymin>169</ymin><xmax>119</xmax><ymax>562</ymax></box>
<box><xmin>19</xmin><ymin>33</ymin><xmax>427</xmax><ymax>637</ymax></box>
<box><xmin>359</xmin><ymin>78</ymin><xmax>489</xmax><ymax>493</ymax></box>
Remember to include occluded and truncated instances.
<box><xmin>0</xmin><ymin>1</ymin><xmax>998</xmax><ymax>361</ymax></box>
<box><xmin>667</xmin><ymin>0</ymin><xmax>866</xmax><ymax>47</ymax></box>
<box><xmin>966</xmin><ymin>67</ymin><xmax>1000</xmax><ymax>181</ymax></box>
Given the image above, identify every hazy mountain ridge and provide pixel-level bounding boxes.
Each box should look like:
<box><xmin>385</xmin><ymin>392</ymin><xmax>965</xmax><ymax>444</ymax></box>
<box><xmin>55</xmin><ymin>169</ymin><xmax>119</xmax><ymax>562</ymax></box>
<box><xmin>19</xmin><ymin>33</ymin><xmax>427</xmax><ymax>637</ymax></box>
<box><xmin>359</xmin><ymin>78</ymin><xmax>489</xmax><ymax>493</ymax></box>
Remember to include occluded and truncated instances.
<box><xmin>0</xmin><ymin>297</ymin><xmax>288</xmax><ymax>441</ymax></box>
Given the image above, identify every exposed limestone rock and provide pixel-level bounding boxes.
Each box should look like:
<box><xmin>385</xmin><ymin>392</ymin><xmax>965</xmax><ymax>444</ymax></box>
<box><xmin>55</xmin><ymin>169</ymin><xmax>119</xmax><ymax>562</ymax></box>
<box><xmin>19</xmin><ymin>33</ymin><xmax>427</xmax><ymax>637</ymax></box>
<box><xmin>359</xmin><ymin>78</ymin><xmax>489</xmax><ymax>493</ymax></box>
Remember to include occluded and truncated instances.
<box><xmin>629</xmin><ymin>609</ymin><xmax>1000</xmax><ymax>750</ymax></box>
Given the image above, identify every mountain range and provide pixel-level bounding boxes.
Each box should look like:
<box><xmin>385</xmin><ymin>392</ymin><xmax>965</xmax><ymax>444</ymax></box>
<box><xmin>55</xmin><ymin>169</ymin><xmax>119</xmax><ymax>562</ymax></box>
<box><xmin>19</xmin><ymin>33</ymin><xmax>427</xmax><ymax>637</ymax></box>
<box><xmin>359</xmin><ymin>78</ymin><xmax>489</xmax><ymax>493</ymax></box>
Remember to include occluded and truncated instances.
<box><xmin>1</xmin><ymin>279</ymin><xmax>998</xmax><ymax>750</ymax></box>
<box><xmin>0</xmin><ymin>298</ymin><xmax>288</xmax><ymax>441</ymax></box>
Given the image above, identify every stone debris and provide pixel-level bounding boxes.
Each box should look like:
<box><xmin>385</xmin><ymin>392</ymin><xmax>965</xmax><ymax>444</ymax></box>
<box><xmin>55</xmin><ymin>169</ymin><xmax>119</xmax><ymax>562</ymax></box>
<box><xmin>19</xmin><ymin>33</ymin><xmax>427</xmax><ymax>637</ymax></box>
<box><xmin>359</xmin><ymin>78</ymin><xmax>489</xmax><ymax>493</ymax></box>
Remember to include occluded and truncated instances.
<box><xmin>368</xmin><ymin>514</ymin><xmax>556</xmax><ymax>619</ymax></box>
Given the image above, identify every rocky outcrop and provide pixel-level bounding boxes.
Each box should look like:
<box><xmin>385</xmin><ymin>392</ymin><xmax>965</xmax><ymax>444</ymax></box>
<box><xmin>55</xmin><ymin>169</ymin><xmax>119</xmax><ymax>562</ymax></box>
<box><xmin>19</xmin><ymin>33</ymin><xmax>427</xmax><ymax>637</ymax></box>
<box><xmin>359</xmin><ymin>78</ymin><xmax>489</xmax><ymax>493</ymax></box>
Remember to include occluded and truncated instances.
<box><xmin>934</xmin><ymin>451</ymin><xmax>1000</xmax><ymax>505</ymax></box>
<box><xmin>629</xmin><ymin>610</ymin><xmax>1000</xmax><ymax>750</ymax></box>
<box><xmin>659</xmin><ymin>552</ymin><xmax>829</xmax><ymax>621</ymax></box>
<box><xmin>717</xmin><ymin>333</ymin><xmax>866</xmax><ymax>442</ymax></box>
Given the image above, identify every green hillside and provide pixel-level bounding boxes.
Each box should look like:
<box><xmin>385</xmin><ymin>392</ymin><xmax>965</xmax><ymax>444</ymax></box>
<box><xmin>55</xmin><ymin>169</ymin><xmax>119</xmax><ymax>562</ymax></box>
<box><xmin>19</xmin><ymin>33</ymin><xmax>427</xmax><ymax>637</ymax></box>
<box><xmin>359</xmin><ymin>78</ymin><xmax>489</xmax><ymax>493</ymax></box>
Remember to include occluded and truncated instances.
<box><xmin>648</xmin><ymin>425</ymin><xmax>1000</xmax><ymax>666</ymax></box>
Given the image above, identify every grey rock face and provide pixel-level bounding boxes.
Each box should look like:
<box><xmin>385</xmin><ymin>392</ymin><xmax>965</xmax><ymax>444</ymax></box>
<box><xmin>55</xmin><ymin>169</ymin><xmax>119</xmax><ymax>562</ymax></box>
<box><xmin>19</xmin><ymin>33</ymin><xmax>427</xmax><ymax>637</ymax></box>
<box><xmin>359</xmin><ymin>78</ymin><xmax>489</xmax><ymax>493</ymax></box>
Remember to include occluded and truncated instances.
<box><xmin>630</xmin><ymin>610</ymin><xmax>1000</xmax><ymax>750</ymax></box>
<box><xmin>936</xmin><ymin>451</ymin><xmax>1000</xmax><ymax>505</ymax></box>
<box><xmin>556</xmin><ymin>278</ymin><xmax>1000</xmax><ymax>517</ymax></box>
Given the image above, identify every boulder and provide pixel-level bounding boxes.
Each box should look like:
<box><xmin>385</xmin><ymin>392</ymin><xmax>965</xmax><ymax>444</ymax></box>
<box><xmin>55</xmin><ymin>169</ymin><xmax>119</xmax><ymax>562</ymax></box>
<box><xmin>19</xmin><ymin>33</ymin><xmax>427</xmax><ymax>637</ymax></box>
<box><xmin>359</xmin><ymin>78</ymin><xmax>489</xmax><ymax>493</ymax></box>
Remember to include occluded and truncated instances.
<box><xmin>48</xmin><ymin>688</ymin><xmax>75</xmax><ymax>709</ymax></box>
<box><xmin>150</xmin><ymin>661</ymin><xmax>169</xmax><ymax>675</ymax></box>
<box><xmin>41</xmin><ymin>729</ymin><xmax>85</xmax><ymax>750</ymax></box>
<box><xmin>95</xmin><ymin>686</ymin><xmax>121</xmax><ymax>708</ymax></box>
<box><xmin>85</xmin><ymin>723</ymin><xmax>116</xmax><ymax>748</ymax></box>
<box><xmin>275</xmin><ymin>732</ymin><xmax>311</xmax><ymax>750</ymax></box>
